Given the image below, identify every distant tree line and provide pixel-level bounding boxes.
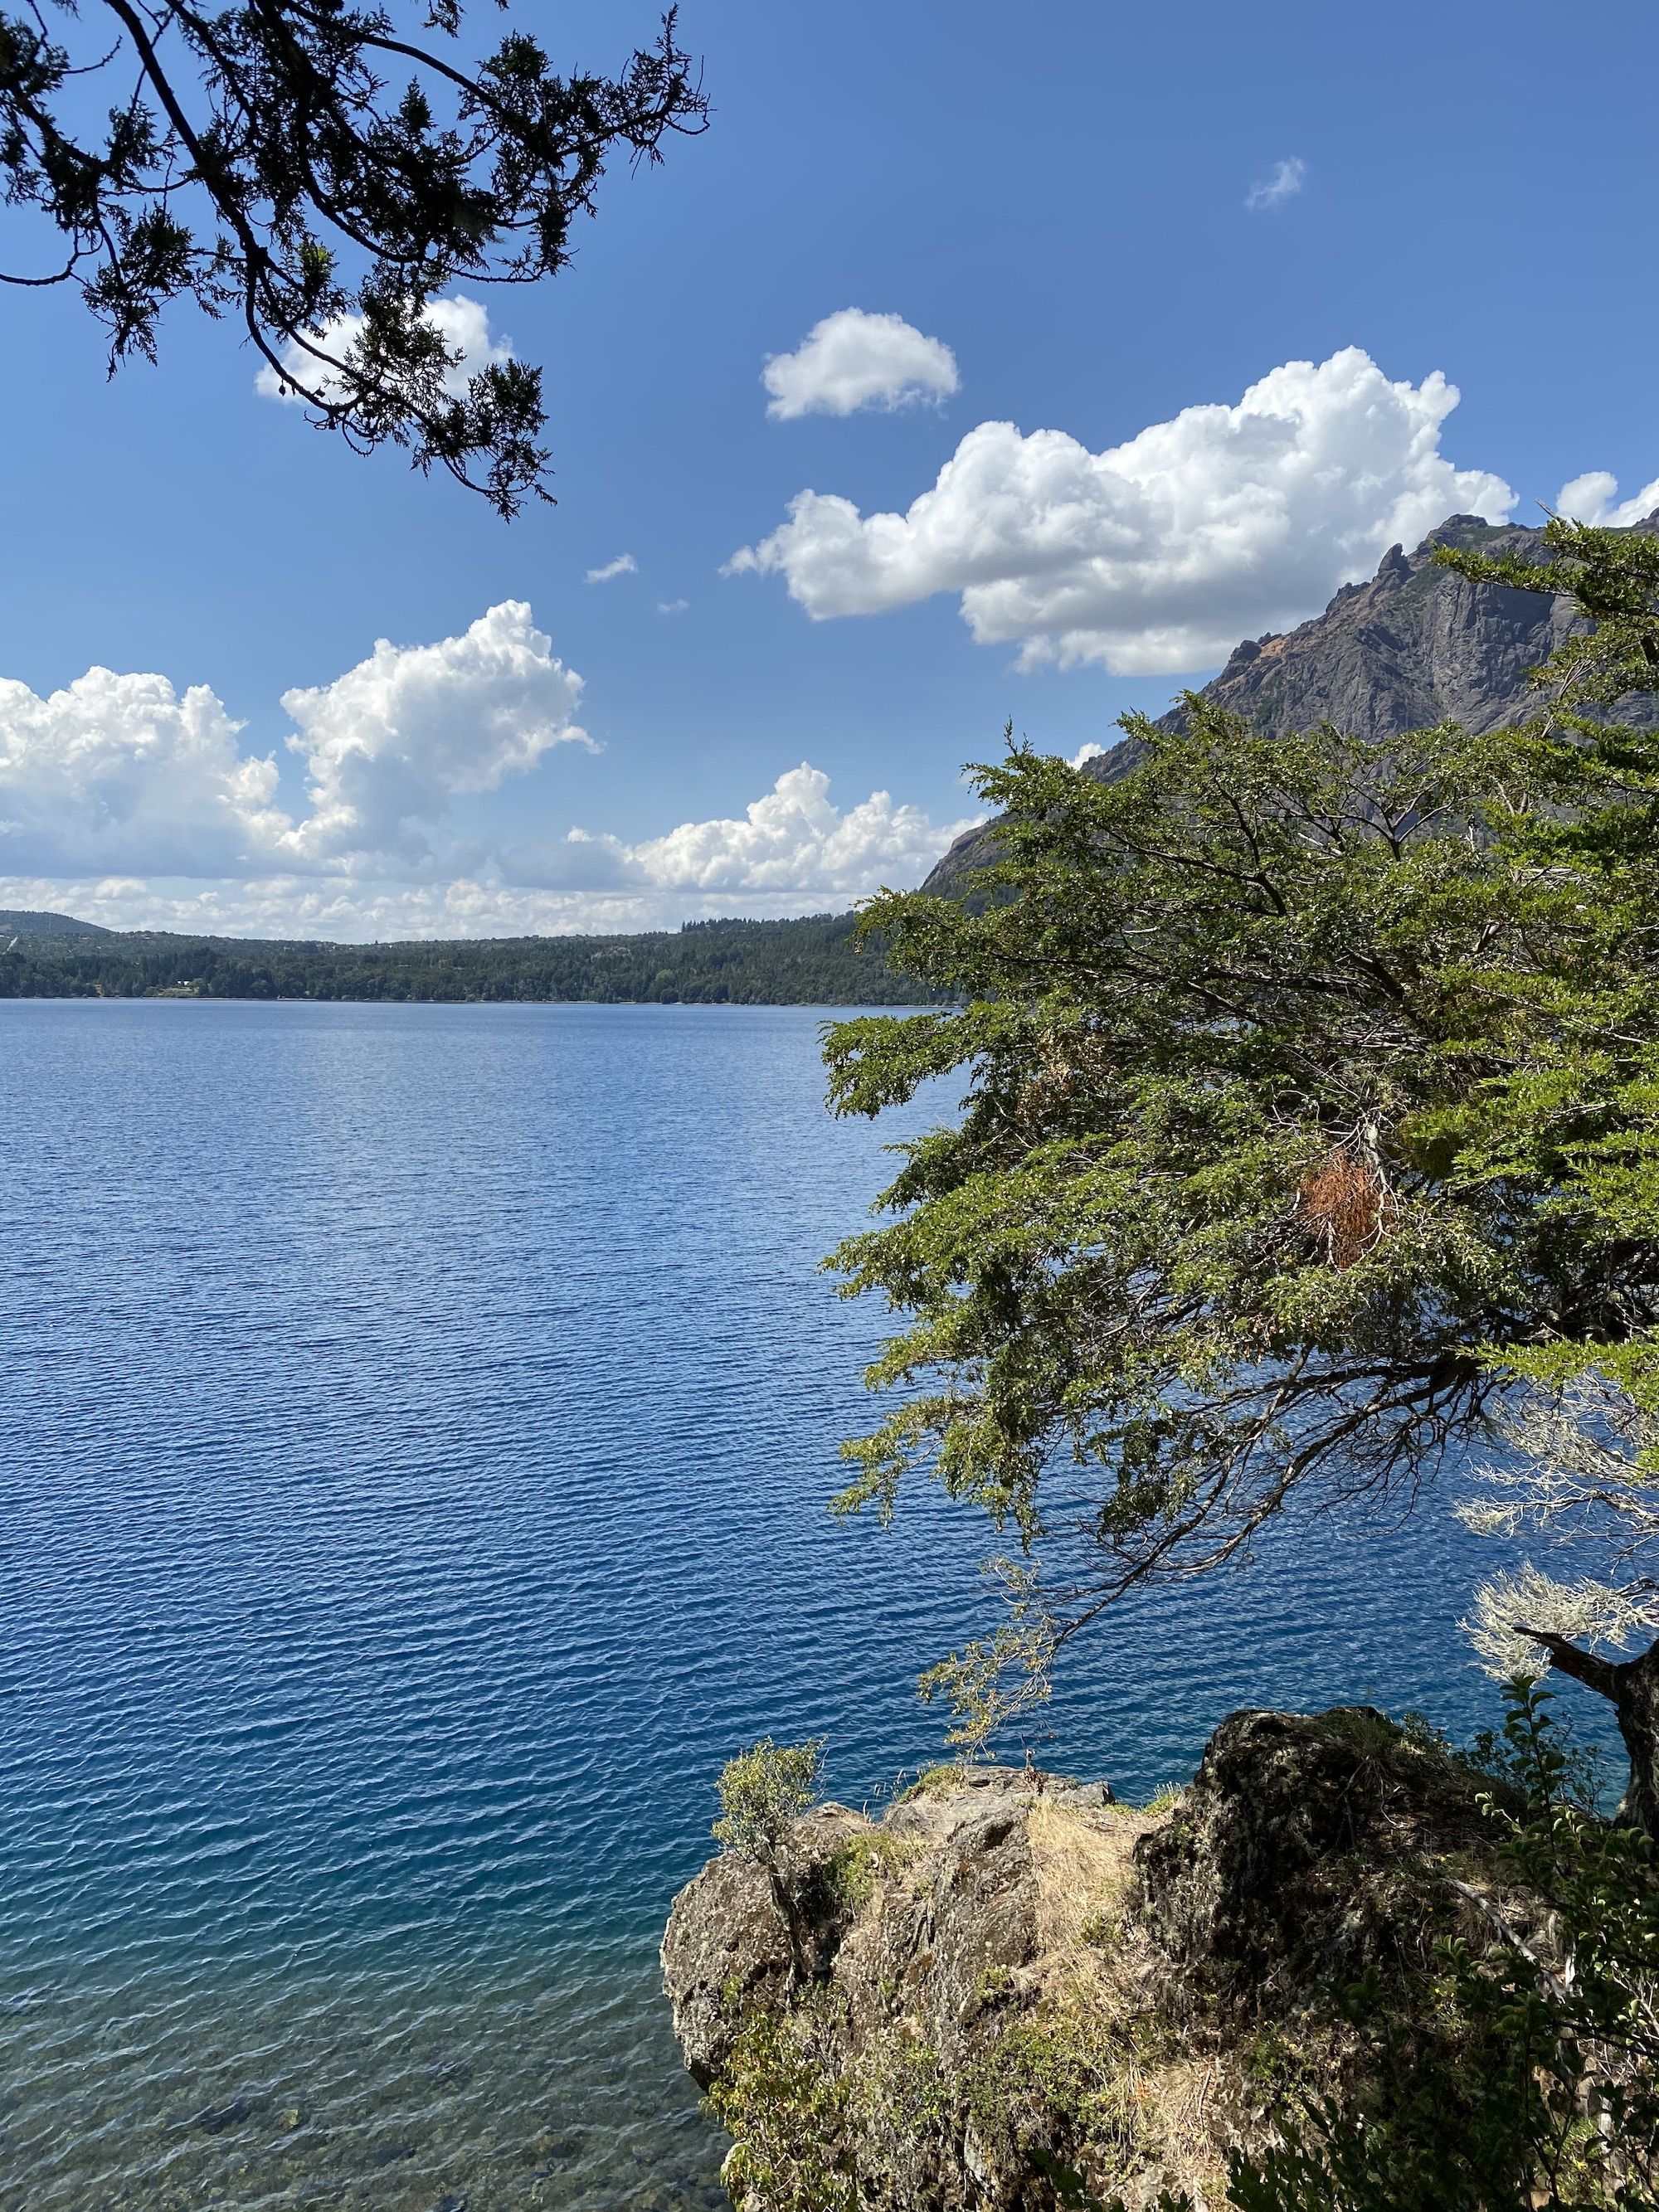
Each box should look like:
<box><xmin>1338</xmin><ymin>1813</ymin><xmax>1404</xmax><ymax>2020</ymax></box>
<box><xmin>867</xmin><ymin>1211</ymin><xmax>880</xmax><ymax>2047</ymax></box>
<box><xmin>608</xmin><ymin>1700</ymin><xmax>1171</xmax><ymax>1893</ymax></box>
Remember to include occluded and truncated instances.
<box><xmin>0</xmin><ymin>912</ymin><xmax>934</xmax><ymax>1007</ymax></box>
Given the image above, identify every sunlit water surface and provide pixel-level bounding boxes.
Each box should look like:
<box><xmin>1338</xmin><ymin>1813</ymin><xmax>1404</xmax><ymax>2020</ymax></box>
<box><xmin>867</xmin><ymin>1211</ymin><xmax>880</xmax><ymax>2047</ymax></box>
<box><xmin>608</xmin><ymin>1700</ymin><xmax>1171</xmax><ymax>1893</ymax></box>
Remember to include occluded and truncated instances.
<box><xmin>0</xmin><ymin>1001</ymin><xmax>1588</xmax><ymax>2210</ymax></box>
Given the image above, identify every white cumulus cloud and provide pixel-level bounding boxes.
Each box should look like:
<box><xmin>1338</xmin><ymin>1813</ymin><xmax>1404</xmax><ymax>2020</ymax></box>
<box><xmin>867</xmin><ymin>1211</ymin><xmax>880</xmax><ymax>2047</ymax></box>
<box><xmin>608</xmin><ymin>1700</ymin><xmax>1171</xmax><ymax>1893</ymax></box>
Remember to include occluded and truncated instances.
<box><xmin>278</xmin><ymin>602</ymin><xmax>590</xmax><ymax>864</ymax></box>
<box><xmin>499</xmin><ymin>765</ymin><xmax>975</xmax><ymax>900</ymax></box>
<box><xmin>762</xmin><ymin>308</ymin><xmax>960</xmax><ymax>421</ymax></box>
<box><xmin>586</xmin><ymin>554</ymin><xmax>638</xmax><ymax>584</ymax></box>
<box><xmin>628</xmin><ymin>765</ymin><xmax>969</xmax><ymax>891</ymax></box>
<box><xmin>1556</xmin><ymin>469</ymin><xmax>1659</xmax><ymax>527</ymax></box>
<box><xmin>255</xmin><ymin>294</ymin><xmax>511</xmax><ymax>406</ymax></box>
<box><xmin>727</xmin><ymin>347</ymin><xmax>1517</xmax><ymax>673</ymax></box>
<box><xmin>0</xmin><ymin>630</ymin><xmax>972</xmax><ymax>938</ymax></box>
<box><xmin>1246</xmin><ymin>157</ymin><xmax>1306</xmax><ymax>211</ymax></box>
<box><xmin>0</xmin><ymin>667</ymin><xmax>290</xmax><ymax>877</ymax></box>
<box><xmin>0</xmin><ymin>605</ymin><xmax>588</xmax><ymax>885</ymax></box>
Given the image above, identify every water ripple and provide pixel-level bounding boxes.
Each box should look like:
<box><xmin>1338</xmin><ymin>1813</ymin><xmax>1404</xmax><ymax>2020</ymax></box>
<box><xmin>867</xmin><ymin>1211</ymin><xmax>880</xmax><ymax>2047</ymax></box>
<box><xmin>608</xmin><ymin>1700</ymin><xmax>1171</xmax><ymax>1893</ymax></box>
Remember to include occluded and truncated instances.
<box><xmin>0</xmin><ymin>1000</ymin><xmax>1601</xmax><ymax>2209</ymax></box>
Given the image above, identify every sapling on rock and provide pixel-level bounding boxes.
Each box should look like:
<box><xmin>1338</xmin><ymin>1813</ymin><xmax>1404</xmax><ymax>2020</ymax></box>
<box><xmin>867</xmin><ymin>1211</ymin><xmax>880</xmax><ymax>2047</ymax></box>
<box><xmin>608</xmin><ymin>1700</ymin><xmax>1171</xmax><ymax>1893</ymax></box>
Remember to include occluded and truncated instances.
<box><xmin>713</xmin><ymin>1737</ymin><xmax>825</xmax><ymax>1986</ymax></box>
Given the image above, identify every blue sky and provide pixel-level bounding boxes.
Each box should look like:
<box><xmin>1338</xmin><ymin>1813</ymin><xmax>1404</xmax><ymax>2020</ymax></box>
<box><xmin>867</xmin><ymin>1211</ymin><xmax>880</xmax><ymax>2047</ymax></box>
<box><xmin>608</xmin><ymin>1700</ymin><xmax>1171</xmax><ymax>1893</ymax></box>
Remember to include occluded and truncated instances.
<box><xmin>1</xmin><ymin>0</ymin><xmax>1655</xmax><ymax>938</ymax></box>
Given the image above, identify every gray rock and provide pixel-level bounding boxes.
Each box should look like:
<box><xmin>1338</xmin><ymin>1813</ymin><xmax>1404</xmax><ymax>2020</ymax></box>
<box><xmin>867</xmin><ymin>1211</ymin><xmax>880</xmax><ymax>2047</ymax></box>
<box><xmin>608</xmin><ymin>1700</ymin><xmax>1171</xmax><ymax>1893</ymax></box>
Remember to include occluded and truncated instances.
<box><xmin>659</xmin><ymin>1802</ymin><xmax>868</xmax><ymax>2088</ymax></box>
<box><xmin>1050</xmin><ymin>1778</ymin><xmax>1116</xmax><ymax>1810</ymax></box>
<box><xmin>661</xmin><ymin>1711</ymin><xmax>1526</xmax><ymax>2210</ymax></box>
<box><xmin>1134</xmin><ymin>1705</ymin><xmax>1514</xmax><ymax>2013</ymax></box>
<box><xmin>890</xmin><ymin>1804</ymin><xmax>1039</xmax><ymax>2059</ymax></box>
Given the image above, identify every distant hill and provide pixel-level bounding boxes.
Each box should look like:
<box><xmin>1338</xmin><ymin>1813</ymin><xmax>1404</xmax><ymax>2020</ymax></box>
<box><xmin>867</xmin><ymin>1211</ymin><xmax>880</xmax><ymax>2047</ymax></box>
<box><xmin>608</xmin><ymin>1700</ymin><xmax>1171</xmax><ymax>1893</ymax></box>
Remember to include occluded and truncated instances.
<box><xmin>0</xmin><ymin>910</ymin><xmax>112</xmax><ymax>939</ymax></box>
<box><xmin>0</xmin><ymin>911</ymin><xmax>937</xmax><ymax>1007</ymax></box>
<box><xmin>923</xmin><ymin>511</ymin><xmax>1659</xmax><ymax>894</ymax></box>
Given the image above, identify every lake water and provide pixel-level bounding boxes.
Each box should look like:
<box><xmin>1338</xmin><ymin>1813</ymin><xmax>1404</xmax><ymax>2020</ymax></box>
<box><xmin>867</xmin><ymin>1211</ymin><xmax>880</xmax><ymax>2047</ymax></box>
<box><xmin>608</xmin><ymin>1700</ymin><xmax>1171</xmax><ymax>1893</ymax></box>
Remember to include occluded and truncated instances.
<box><xmin>0</xmin><ymin>1000</ymin><xmax>1591</xmax><ymax>2211</ymax></box>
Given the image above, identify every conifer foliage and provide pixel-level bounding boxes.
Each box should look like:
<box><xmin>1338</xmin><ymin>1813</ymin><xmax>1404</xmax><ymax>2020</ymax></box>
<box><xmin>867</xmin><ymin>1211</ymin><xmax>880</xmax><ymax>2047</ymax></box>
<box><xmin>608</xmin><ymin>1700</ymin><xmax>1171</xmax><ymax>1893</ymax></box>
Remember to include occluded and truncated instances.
<box><xmin>824</xmin><ymin>525</ymin><xmax>1659</xmax><ymax>1728</ymax></box>
<box><xmin>0</xmin><ymin>0</ymin><xmax>707</xmax><ymax>511</ymax></box>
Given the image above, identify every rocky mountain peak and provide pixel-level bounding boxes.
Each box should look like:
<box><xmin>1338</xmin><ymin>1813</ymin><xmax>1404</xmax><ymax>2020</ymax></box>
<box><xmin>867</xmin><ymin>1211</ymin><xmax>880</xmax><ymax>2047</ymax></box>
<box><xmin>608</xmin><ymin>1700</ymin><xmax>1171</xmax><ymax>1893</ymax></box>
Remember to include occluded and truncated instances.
<box><xmin>922</xmin><ymin>512</ymin><xmax>1649</xmax><ymax>895</ymax></box>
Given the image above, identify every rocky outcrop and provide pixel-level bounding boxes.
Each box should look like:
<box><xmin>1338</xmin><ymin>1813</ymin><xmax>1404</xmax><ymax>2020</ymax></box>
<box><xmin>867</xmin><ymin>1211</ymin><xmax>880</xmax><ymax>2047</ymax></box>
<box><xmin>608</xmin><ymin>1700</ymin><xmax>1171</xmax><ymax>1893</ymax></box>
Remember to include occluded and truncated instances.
<box><xmin>1150</xmin><ymin>514</ymin><xmax>1582</xmax><ymax>749</ymax></box>
<box><xmin>662</xmin><ymin>1713</ymin><xmax>1524</xmax><ymax>2212</ymax></box>
<box><xmin>662</xmin><ymin>1802</ymin><xmax>871</xmax><ymax>2088</ymax></box>
<box><xmin>1135</xmin><ymin>1707</ymin><xmax>1518</xmax><ymax>2015</ymax></box>
<box><xmin>922</xmin><ymin>512</ymin><xmax>1659</xmax><ymax>896</ymax></box>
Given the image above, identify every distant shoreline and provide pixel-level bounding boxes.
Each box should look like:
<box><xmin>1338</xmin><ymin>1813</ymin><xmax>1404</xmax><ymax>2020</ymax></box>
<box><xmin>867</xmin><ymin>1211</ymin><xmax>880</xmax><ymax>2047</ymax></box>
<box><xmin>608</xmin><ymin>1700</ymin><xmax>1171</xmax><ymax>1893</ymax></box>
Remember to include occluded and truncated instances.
<box><xmin>0</xmin><ymin>909</ymin><xmax>938</xmax><ymax>1010</ymax></box>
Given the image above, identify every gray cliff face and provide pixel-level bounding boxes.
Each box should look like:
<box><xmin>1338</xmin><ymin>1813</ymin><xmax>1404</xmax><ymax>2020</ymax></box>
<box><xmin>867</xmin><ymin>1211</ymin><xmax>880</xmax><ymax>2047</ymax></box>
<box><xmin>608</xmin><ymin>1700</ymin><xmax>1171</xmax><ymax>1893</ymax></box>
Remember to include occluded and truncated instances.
<box><xmin>1154</xmin><ymin>514</ymin><xmax>1577</xmax><ymax>749</ymax></box>
<box><xmin>922</xmin><ymin>512</ymin><xmax>1653</xmax><ymax>897</ymax></box>
<box><xmin>662</xmin><ymin>1711</ymin><xmax>1524</xmax><ymax>2211</ymax></box>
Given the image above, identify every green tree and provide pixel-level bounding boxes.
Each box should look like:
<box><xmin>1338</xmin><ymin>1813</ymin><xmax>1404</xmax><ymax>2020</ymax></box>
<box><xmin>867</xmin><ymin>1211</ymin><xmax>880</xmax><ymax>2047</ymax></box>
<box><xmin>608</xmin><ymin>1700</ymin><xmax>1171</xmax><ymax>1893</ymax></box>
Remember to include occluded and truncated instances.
<box><xmin>823</xmin><ymin>527</ymin><xmax>1659</xmax><ymax>1787</ymax></box>
<box><xmin>0</xmin><ymin>0</ymin><xmax>707</xmax><ymax>513</ymax></box>
<box><xmin>713</xmin><ymin>1737</ymin><xmax>825</xmax><ymax>1986</ymax></box>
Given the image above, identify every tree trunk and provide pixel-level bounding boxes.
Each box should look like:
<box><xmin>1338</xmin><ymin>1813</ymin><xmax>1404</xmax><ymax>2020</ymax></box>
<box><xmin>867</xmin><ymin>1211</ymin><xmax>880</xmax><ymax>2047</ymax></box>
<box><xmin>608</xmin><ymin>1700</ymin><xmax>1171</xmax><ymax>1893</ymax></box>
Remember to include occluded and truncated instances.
<box><xmin>1614</xmin><ymin>1638</ymin><xmax>1659</xmax><ymax>1841</ymax></box>
<box><xmin>1523</xmin><ymin>1625</ymin><xmax>1659</xmax><ymax>1839</ymax></box>
<box><xmin>766</xmin><ymin>1860</ymin><xmax>810</xmax><ymax>1988</ymax></box>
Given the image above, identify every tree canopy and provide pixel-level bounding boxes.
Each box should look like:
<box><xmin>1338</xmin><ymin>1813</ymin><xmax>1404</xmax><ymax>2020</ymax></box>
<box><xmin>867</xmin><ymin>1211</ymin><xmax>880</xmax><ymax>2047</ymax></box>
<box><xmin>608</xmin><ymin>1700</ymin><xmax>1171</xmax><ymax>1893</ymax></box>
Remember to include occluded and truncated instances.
<box><xmin>823</xmin><ymin>523</ymin><xmax>1659</xmax><ymax>1711</ymax></box>
<box><xmin>0</xmin><ymin>0</ymin><xmax>707</xmax><ymax>513</ymax></box>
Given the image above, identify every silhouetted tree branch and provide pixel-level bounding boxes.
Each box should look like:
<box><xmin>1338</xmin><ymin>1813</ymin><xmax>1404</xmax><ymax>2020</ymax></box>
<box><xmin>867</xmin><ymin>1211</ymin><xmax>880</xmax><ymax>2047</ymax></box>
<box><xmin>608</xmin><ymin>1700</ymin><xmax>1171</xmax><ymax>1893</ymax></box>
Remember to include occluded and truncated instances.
<box><xmin>0</xmin><ymin>0</ymin><xmax>708</xmax><ymax>513</ymax></box>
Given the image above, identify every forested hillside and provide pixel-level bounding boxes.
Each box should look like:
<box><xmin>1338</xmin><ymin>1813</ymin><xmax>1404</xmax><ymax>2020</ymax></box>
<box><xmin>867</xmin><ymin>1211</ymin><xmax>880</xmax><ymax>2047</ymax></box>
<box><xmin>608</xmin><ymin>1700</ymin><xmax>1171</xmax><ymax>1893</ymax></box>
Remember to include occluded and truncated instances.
<box><xmin>0</xmin><ymin>909</ymin><xmax>112</xmax><ymax>938</ymax></box>
<box><xmin>0</xmin><ymin>912</ymin><xmax>931</xmax><ymax>1006</ymax></box>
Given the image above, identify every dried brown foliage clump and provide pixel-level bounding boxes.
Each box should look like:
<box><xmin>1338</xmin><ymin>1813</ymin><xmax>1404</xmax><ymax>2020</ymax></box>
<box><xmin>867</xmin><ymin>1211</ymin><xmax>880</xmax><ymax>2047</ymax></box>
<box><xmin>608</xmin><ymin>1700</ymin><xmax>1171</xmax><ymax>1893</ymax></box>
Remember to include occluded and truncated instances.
<box><xmin>1297</xmin><ymin>1149</ymin><xmax>1396</xmax><ymax>1268</ymax></box>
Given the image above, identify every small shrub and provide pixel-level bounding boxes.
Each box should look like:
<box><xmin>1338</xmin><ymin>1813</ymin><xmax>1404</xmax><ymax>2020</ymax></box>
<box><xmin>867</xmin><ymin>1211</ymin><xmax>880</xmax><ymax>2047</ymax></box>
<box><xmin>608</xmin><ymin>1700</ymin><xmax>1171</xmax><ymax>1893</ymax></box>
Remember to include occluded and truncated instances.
<box><xmin>710</xmin><ymin>2011</ymin><xmax>856</xmax><ymax>2212</ymax></box>
<box><xmin>895</xmin><ymin>1762</ymin><xmax>964</xmax><ymax>1803</ymax></box>
<box><xmin>713</xmin><ymin>1738</ymin><xmax>825</xmax><ymax>1860</ymax></box>
<box><xmin>850</xmin><ymin>2030</ymin><xmax>954</xmax><ymax>2143</ymax></box>
<box><xmin>822</xmin><ymin>1830</ymin><xmax>912</xmax><ymax>1915</ymax></box>
<box><xmin>713</xmin><ymin>1737</ymin><xmax>826</xmax><ymax>1984</ymax></box>
<box><xmin>961</xmin><ymin>1988</ymin><xmax>1160</xmax><ymax>2190</ymax></box>
<box><xmin>1078</xmin><ymin>1903</ymin><xmax>1124</xmax><ymax>1949</ymax></box>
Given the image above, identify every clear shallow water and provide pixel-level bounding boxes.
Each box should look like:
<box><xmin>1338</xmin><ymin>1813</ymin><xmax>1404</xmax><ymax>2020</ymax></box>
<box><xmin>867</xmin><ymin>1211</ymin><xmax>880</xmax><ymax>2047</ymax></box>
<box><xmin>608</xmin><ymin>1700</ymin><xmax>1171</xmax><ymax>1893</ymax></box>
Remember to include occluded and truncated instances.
<box><xmin>0</xmin><ymin>1001</ymin><xmax>1598</xmax><ymax>2210</ymax></box>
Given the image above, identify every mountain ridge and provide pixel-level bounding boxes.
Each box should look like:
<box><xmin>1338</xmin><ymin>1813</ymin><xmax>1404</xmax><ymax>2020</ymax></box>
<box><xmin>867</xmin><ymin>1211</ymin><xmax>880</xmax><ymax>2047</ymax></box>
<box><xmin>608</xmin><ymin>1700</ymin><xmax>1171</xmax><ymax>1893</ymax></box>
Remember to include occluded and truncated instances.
<box><xmin>923</xmin><ymin>510</ymin><xmax>1657</xmax><ymax>894</ymax></box>
<box><xmin>0</xmin><ymin>909</ymin><xmax>112</xmax><ymax>938</ymax></box>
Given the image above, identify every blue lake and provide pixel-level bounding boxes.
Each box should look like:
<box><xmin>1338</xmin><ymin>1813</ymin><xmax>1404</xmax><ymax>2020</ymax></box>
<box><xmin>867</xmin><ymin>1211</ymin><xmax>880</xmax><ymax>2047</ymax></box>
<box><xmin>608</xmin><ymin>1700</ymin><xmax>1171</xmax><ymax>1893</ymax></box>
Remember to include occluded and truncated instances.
<box><xmin>0</xmin><ymin>999</ymin><xmax>1591</xmax><ymax>2210</ymax></box>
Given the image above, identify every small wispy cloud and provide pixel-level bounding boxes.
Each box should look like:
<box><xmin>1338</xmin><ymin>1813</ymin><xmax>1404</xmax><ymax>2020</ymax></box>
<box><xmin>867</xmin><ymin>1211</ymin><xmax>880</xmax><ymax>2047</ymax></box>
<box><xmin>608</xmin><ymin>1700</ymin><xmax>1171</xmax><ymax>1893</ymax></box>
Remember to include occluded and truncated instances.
<box><xmin>657</xmin><ymin>598</ymin><xmax>688</xmax><ymax>615</ymax></box>
<box><xmin>586</xmin><ymin>553</ymin><xmax>637</xmax><ymax>584</ymax></box>
<box><xmin>1245</xmin><ymin>157</ymin><xmax>1306</xmax><ymax>212</ymax></box>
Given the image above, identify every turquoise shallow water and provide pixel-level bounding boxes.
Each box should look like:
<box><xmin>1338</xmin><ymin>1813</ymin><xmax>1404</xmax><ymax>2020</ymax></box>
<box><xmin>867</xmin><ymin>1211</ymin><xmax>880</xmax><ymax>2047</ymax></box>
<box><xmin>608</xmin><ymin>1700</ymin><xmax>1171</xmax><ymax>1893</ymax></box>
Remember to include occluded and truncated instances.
<box><xmin>0</xmin><ymin>1000</ymin><xmax>1590</xmax><ymax>2210</ymax></box>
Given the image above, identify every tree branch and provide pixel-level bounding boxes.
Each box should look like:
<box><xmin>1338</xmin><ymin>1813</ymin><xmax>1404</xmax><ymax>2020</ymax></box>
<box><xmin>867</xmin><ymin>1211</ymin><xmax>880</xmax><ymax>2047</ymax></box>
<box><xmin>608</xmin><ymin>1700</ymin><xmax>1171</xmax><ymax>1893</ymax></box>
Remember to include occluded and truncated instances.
<box><xmin>1516</xmin><ymin>1624</ymin><xmax>1623</xmax><ymax>1703</ymax></box>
